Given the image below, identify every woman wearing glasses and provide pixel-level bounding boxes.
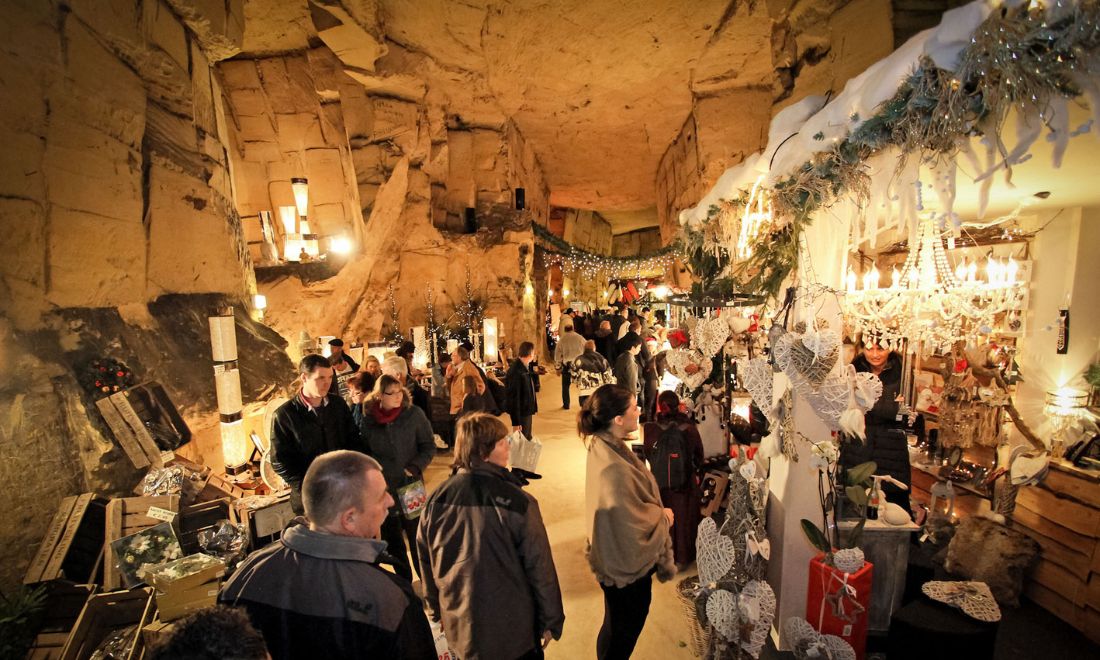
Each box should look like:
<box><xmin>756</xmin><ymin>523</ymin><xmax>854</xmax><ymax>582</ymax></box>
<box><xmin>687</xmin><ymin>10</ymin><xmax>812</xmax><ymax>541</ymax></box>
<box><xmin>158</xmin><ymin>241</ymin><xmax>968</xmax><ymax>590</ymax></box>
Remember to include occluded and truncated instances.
<box><xmin>358</xmin><ymin>373</ymin><xmax>436</xmax><ymax>581</ymax></box>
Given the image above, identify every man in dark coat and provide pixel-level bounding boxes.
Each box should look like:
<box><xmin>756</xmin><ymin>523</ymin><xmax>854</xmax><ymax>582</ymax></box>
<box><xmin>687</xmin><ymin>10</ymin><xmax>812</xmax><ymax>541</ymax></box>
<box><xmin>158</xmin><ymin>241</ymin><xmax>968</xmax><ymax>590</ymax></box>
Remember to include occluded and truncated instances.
<box><xmin>220</xmin><ymin>451</ymin><xmax>435</xmax><ymax>659</ymax></box>
<box><xmin>613</xmin><ymin>336</ymin><xmax>643</xmax><ymax>397</ymax></box>
<box><xmin>616</xmin><ymin>320</ymin><xmax>653</xmax><ymax>415</ymax></box>
<box><xmin>271</xmin><ymin>354</ymin><xmax>364</xmax><ymax>514</ymax></box>
<box><xmin>505</xmin><ymin>341</ymin><xmax>539</xmax><ymax>439</ymax></box>
<box><xmin>328</xmin><ymin>338</ymin><xmax>359</xmax><ymax>372</ymax></box>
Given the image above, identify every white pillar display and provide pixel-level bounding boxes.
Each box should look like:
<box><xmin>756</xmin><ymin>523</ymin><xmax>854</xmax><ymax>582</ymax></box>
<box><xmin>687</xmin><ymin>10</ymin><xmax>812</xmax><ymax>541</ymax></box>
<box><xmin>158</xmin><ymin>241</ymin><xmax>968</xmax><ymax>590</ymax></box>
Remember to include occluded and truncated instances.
<box><xmin>209</xmin><ymin>308</ymin><xmax>249</xmax><ymax>471</ymax></box>
<box><xmin>412</xmin><ymin>326</ymin><xmax>429</xmax><ymax>370</ymax></box>
<box><xmin>278</xmin><ymin>205</ymin><xmax>297</xmax><ymax>235</ymax></box>
<box><xmin>482</xmin><ymin>318</ymin><xmax>499</xmax><ymax>364</ymax></box>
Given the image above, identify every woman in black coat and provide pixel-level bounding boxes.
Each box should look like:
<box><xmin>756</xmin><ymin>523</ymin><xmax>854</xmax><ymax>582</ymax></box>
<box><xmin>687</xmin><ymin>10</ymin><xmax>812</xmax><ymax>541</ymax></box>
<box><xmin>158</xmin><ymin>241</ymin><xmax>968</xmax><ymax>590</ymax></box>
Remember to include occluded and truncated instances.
<box><xmin>838</xmin><ymin>341</ymin><xmax>912</xmax><ymax>508</ymax></box>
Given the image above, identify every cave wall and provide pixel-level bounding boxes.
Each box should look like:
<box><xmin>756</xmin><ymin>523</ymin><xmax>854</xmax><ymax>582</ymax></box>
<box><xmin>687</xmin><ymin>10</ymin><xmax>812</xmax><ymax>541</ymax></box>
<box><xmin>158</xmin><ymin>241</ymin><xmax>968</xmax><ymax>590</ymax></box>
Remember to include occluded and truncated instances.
<box><xmin>217</xmin><ymin>38</ymin><xmax>549</xmax><ymax>350</ymax></box>
<box><xmin>612</xmin><ymin>228</ymin><xmax>664</xmax><ymax>259</ymax></box>
<box><xmin>0</xmin><ymin>0</ymin><xmax>254</xmax><ymax>331</ymax></box>
<box><xmin>655</xmin><ymin>0</ymin><xmax>896</xmax><ymax>241</ymax></box>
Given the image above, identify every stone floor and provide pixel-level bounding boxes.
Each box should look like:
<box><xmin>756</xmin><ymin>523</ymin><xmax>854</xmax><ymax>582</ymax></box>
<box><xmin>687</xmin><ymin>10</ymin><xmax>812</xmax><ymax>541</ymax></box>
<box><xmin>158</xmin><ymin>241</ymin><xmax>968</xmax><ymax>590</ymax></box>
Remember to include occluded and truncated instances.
<box><xmin>418</xmin><ymin>371</ymin><xmax>698</xmax><ymax>659</ymax></box>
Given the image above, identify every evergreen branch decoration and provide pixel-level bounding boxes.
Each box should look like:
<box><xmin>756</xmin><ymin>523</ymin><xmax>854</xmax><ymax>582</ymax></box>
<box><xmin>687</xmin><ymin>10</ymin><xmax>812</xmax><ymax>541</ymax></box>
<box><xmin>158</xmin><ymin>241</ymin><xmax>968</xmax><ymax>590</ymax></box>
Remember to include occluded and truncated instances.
<box><xmin>682</xmin><ymin>1</ymin><xmax>1100</xmax><ymax>301</ymax></box>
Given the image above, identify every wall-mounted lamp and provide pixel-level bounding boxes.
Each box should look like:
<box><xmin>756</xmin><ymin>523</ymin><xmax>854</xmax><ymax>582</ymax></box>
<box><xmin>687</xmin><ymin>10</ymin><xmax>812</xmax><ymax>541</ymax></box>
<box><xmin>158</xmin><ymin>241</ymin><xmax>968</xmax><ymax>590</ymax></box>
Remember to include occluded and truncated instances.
<box><xmin>291</xmin><ymin>177</ymin><xmax>309</xmax><ymax>217</ymax></box>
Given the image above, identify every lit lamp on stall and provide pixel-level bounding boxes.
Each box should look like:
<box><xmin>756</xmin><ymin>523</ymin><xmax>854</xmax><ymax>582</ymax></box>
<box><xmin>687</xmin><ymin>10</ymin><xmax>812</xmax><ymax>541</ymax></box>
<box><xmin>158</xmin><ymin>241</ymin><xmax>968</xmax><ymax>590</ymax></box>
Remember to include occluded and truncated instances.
<box><xmin>483</xmin><ymin>318</ymin><xmax>499</xmax><ymax>364</ymax></box>
<box><xmin>252</xmin><ymin>294</ymin><xmax>267</xmax><ymax>322</ymax></box>
<box><xmin>411</xmin><ymin>326</ymin><xmax>429</xmax><ymax>372</ymax></box>
<box><xmin>209</xmin><ymin>308</ymin><xmax>250</xmax><ymax>474</ymax></box>
<box><xmin>524</xmin><ymin>282</ymin><xmax>534</xmax><ymax>296</ymax></box>
<box><xmin>730</xmin><ymin>392</ymin><xmax>754</xmax><ymax>424</ymax></box>
<box><xmin>1045</xmin><ymin>387</ymin><xmax>1090</xmax><ymax>456</ymax></box>
<box><xmin>653</xmin><ymin>285</ymin><xmax>670</xmax><ymax>299</ymax></box>
<box><xmin>328</xmin><ymin>235</ymin><xmax>354</xmax><ymax>257</ymax></box>
<box><xmin>291</xmin><ymin>177</ymin><xmax>309</xmax><ymax>217</ymax></box>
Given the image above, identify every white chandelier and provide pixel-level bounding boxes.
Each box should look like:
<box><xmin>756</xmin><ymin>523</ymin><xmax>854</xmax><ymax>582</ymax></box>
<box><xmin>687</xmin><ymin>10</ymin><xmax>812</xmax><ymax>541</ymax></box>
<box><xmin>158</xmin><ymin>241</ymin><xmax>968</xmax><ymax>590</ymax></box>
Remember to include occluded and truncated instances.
<box><xmin>844</xmin><ymin>213</ymin><xmax>1026</xmax><ymax>353</ymax></box>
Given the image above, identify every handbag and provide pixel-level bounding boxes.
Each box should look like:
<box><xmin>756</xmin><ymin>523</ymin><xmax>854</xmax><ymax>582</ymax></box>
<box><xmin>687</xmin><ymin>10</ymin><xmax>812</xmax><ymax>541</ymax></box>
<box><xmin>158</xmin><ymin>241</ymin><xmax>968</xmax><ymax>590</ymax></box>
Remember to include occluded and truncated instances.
<box><xmin>508</xmin><ymin>430</ymin><xmax>543</xmax><ymax>473</ymax></box>
<box><xmin>396</xmin><ymin>479</ymin><xmax>427</xmax><ymax>519</ymax></box>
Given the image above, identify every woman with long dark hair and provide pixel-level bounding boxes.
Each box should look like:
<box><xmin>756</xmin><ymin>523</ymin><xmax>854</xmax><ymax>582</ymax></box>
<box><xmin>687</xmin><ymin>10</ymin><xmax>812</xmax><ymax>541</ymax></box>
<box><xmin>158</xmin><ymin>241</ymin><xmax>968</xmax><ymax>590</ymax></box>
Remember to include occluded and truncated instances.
<box><xmin>643</xmin><ymin>390</ymin><xmax>704</xmax><ymax>567</ymax></box>
<box><xmin>580</xmin><ymin>384</ymin><xmax>676</xmax><ymax>659</ymax></box>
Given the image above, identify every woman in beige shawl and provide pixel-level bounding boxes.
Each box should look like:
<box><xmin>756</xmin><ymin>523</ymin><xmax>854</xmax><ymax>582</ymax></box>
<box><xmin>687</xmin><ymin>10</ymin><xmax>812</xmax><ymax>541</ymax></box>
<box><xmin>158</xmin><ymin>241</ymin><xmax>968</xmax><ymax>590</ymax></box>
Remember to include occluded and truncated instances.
<box><xmin>580</xmin><ymin>384</ymin><xmax>676</xmax><ymax>659</ymax></box>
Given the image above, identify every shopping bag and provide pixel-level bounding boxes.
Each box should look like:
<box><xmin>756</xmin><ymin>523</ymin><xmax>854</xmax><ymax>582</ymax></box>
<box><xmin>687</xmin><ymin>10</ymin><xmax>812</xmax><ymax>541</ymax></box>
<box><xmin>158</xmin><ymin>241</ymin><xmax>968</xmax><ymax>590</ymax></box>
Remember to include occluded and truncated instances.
<box><xmin>396</xmin><ymin>480</ymin><xmax>428</xmax><ymax>519</ymax></box>
<box><xmin>508</xmin><ymin>430</ymin><xmax>543</xmax><ymax>473</ymax></box>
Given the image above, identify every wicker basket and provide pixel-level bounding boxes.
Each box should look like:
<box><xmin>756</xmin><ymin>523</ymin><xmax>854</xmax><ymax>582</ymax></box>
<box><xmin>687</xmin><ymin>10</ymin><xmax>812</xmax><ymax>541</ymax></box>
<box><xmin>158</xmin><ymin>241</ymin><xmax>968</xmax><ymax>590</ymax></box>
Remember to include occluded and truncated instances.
<box><xmin>677</xmin><ymin>575</ymin><xmax>710</xmax><ymax>658</ymax></box>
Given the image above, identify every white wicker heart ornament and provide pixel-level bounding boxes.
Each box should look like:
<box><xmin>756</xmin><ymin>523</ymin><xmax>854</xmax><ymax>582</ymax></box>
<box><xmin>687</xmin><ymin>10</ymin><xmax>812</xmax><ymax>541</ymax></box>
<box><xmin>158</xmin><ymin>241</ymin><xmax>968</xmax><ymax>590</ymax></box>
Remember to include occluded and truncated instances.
<box><xmin>773</xmin><ymin>331</ymin><xmax>839</xmax><ymax>385</ymax></box>
<box><xmin>706</xmin><ymin>589</ymin><xmax>740</xmax><ymax>640</ymax></box>
<box><xmin>696</xmin><ymin>517</ymin><xmax>735</xmax><ymax>585</ymax></box>
<box><xmin>693</xmin><ymin>317</ymin><xmax>730</xmax><ymax>357</ymax></box>
<box><xmin>665</xmin><ymin>348</ymin><xmax>713</xmax><ymax>390</ymax></box>
<box><xmin>740</xmin><ymin>580</ymin><xmax>776</xmax><ymax>658</ymax></box>
<box><xmin>738</xmin><ymin>358</ymin><xmax>774</xmax><ymax>422</ymax></box>
<box><xmin>833</xmin><ymin>547</ymin><xmax>865</xmax><ymax>574</ymax></box>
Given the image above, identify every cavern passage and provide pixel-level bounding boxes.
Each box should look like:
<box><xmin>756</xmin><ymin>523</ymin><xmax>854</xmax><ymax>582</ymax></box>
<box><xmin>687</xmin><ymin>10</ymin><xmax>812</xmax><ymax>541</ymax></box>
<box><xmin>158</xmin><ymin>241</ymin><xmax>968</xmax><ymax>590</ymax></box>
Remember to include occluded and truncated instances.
<box><xmin>3</xmin><ymin>0</ymin><xmax>1100</xmax><ymax>658</ymax></box>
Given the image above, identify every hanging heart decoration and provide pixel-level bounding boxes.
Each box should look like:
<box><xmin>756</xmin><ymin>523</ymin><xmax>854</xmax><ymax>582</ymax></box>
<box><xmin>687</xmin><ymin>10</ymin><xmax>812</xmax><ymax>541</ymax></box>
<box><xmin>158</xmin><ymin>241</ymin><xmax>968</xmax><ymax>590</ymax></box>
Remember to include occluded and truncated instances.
<box><xmin>665</xmin><ymin>348</ymin><xmax>713</xmax><ymax>390</ymax></box>
<box><xmin>738</xmin><ymin>358</ymin><xmax>774</xmax><ymax>422</ymax></box>
<box><xmin>851</xmin><ymin>370</ymin><xmax>884</xmax><ymax>411</ymax></box>
<box><xmin>745</xmin><ymin>531</ymin><xmax>771</xmax><ymax>562</ymax></box>
<box><xmin>740</xmin><ymin>580</ymin><xmax>776</xmax><ymax>658</ymax></box>
<box><xmin>791</xmin><ymin>367</ymin><xmax>883</xmax><ymax>433</ymax></box>
<box><xmin>693</xmin><ymin>317</ymin><xmax>731</xmax><ymax>358</ymax></box>
<box><xmin>706</xmin><ymin>589</ymin><xmax>740</xmax><ymax>641</ymax></box>
<box><xmin>696</xmin><ymin>517</ymin><xmax>736</xmax><ymax>586</ymax></box>
<box><xmin>738</xmin><ymin>459</ymin><xmax>757</xmax><ymax>482</ymax></box>
<box><xmin>773</xmin><ymin>330</ymin><xmax>839</xmax><ymax>385</ymax></box>
<box><xmin>783</xmin><ymin>617</ymin><xmax>856</xmax><ymax>660</ymax></box>
<box><xmin>802</xmin><ymin>328</ymin><xmax>841</xmax><ymax>362</ymax></box>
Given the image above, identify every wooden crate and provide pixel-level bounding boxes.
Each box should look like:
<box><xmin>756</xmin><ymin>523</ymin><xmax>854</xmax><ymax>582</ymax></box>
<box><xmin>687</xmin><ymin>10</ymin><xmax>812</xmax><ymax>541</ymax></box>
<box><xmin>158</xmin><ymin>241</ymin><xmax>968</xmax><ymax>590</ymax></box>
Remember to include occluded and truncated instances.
<box><xmin>25</xmin><ymin>583</ymin><xmax>97</xmax><ymax>659</ymax></box>
<box><xmin>25</xmin><ymin>495</ymin><xmax>108</xmax><ymax>585</ymax></box>
<box><xmin>60</xmin><ymin>588</ymin><xmax>155</xmax><ymax>660</ymax></box>
<box><xmin>195</xmin><ymin>474</ymin><xmax>248</xmax><ymax>503</ymax></box>
<box><xmin>177</xmin><ymin>498</ymin><xmax>238</xmax><ymax>555</ymax></box>
<box><xmin>103</xmin><ymin>496</ymin><xmax>179</xmax><ymax>591</ymax></box>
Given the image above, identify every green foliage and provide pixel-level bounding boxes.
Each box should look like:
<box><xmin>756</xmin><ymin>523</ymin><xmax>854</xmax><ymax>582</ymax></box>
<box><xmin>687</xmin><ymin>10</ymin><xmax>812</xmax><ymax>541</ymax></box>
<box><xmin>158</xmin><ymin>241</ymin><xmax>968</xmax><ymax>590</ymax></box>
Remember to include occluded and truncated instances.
<box><xmin>0</xmin><ymin>585</ymin><xmax>47</xmax><ymax>659</ymax></box>
<box><xmin>801</xmin><ymin>518</ymin><xmax>833</xmax><ymax>554</ymax></box>
<box><xmin>1086</xmin><ymin>363</ymin><xmax>1100</xmax><ymax>388</ymax></box>
<box><xmin>845</xmin><ymin>461</ymin><xmax>877</xmax><ymax>487</ymax></box>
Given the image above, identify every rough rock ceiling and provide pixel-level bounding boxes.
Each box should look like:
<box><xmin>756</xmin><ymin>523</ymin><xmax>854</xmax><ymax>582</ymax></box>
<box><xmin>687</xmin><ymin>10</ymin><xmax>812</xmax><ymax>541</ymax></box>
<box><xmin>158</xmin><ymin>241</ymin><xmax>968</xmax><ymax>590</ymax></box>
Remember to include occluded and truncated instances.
<box><xmin>238</xmin><ymin>0</ymin><xmax>853</xmax><ymax>227</ymax></box>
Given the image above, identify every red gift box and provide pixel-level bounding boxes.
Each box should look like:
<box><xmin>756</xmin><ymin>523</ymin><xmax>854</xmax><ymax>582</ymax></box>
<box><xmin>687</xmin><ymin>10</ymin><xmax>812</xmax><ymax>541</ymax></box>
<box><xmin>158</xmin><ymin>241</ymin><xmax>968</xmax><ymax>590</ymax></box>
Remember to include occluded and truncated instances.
<box><xmin>806</xmin><ymin>553</ymin><xmax>873</xmax><ymax>659</ymax></box>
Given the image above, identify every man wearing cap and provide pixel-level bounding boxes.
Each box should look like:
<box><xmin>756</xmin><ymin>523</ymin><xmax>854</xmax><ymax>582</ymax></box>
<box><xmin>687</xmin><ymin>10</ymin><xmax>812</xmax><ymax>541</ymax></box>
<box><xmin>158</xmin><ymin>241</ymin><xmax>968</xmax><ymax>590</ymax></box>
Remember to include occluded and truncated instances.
<box><xmin>329</xmin><ymin>338</ymin><xmax>360</xmax><ymax>372</ymax></box>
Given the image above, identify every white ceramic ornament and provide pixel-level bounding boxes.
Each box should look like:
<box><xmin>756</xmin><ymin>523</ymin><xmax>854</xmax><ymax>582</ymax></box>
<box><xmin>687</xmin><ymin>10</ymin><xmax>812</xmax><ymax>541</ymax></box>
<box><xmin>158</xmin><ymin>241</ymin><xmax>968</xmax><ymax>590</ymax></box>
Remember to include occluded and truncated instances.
<box><xmin>832</xmin><ymin>547</ymin><xmax>865</xmax><ymax>574</ymax></box>
<box><xmin>882</xmin><ymin>502</ymin><xmax>912</xmax><ymax>525</ymax></box>
<box><xmin>696</xmin><ymin>518</ymin><xmax>735</xmax><ymax>586</ymax></box>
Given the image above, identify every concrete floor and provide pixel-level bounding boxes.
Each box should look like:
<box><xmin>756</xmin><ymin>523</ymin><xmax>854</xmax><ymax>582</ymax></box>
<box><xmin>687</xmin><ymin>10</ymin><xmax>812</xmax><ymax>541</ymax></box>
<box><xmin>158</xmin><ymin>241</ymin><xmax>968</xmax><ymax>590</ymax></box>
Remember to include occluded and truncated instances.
<box><xmin>419</xmin><ymin>371</ymin><xmax>697</xmax><ymax>659</ymax></box>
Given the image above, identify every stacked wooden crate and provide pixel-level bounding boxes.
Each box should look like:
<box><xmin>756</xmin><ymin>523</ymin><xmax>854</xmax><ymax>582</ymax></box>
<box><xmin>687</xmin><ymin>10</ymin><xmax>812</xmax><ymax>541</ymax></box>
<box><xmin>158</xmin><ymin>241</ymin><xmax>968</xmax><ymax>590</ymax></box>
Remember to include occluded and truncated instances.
<box><xmin>1011</xmin><ymin>459</ymin><xmax>1100</xmax><ymax>645</ymax></box>
<box><xmin>103</xmin><ymin>496</ymin><xmax>180</xmax><ymax>591</ymax></box>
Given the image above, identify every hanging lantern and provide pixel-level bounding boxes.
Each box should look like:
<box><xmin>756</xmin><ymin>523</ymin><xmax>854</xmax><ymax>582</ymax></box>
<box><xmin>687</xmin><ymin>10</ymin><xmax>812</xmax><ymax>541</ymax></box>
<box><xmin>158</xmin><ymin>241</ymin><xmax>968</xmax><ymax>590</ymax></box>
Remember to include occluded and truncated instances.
<box><xmin>291</xmin><ymin>177</ymin><xmax>309</xmax><ymax>217</ymax></box>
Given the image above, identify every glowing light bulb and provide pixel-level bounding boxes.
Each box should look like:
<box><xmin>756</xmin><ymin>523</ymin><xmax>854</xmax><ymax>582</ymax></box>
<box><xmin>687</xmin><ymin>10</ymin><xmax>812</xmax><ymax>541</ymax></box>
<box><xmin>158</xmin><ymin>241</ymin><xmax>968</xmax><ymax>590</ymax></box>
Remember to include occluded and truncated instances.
<box><xmin>967</xmin><ymin>262</ymin><xmax>977</xmax><ymax>283</ymax></box>
<box><xmin>253</xmin><ymin>294</ymin><xmax>267</xmax><ymax>311</ymax></box>
<box><xmin>563</xmin><ymin>288</ymin><xmax>570</xmax><ymax>297</ymax></box>
<box><xmin>329</xmin><ymin>235</ymin><xmax>353</xmax><ymax>255</ymax></box>
<box><xmin>846</xmin><ymin>268</ymin><xmax>857</xmax><ymax>292</ymax></box>
<box><xmin>955</xmin><ymin>259</ymin><xmax>967</xmax><ymax>283</ymax></box>
<box><xmin>891</xmin><ymin>267</ymin><xmax>901</xmax><ymax>289</ymax></box>
<box><xmin>1007</xmin><ymin>257</ymin><xmax>1019</xmax><ymax>284</ymax></box>
<box><xmin>524</xmin><ymin>283</ymin><xmax>534</xmax><ymax>296</ymax></box>
<box><xmin>870</xmin><ymin>267</ymin><xmax>881</xmax><ymax>290</ymax></box>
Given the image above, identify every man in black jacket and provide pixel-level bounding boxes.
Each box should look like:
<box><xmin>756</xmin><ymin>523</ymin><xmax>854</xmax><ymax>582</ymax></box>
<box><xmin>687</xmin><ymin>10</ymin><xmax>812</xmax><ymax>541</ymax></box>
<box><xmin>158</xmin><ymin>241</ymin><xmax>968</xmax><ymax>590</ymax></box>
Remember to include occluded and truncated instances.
<box><xmin>220</xmin><ymin>451</ymin><xmax>435</xmax><ymax>660</ymax></box>
<box><xmin>505</xmin><ymin>341</ymin><xmax>539</xmax><ymax>439</ymax></box>
<box><xmin>271</xmin><ymin>354</ymin><xmax>364</xmax><ymax>514</ymax></box>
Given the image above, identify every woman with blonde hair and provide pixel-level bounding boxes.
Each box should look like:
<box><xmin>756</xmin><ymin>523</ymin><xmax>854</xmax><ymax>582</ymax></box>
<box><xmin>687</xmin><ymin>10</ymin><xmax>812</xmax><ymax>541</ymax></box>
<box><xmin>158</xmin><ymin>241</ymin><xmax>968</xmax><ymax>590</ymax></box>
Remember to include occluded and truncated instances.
<box><xmin>417</xmin><ymin>413</ymin><xmax>565</xmax><ymax>660</ymax></box>
<box><xmin>358</xmin><ymin>373</ymin><xmax>435</xmax><ymax>581</ymax></box>
<box><xmin>579</xmin><ymin>384</ymin><xmax>675</xmax><ymax>659</ymax></box>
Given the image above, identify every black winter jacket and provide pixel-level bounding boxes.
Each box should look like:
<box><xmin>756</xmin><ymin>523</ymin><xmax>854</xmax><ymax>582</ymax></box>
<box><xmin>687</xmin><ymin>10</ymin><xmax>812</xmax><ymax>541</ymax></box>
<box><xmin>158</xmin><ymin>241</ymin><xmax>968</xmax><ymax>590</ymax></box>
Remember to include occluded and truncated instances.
<box><xmin>358</xmin><ymin>404</ymin><xmax>436</xmax><ymax>494</ymax></box>
<box><xmin>839</xmin><ymin>352</ymin><xmax>910</xmax><ymax>505</ymax></box>
<box><xmin>504</xmin><ymin>359</ymin><xmax>538</xmax><ymax>424</ymax></box>
<box><xmin>270</xmin><ymin>394</ymin><xmax>363</xmax><ymax>512</ymax></box>
<box><xmin>219</xmin><ymin>524</ymin><xmax>435</xmax><ymax>660</ymax></box>
<box><xmin>417</xmin><ymin>463</ymin><xmax>565</xmax><ymax>660</ymax></box>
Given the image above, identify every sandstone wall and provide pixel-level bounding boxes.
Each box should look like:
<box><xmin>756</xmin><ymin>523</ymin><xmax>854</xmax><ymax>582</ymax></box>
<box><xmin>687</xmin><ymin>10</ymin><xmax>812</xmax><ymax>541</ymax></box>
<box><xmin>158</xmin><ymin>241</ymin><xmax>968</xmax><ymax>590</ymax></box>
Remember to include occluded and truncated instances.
<box><xmin>655</xmin><ymin>0</ymin><xmax>896</xmax><ymax>241</ymax></box>
<box><xmin>218</xmin><ymin>35</ymin><xmax>549</xmax><ymax>350</ymax></box>
<box><xmin>0</xmin><ymin>0</ymin><xmax>254</xmax><ymax>330</ymax></box>
<box><xmin>612</xmin><ymin>228</ymin><xmax>664</xmax><ymax>258</ymax></box>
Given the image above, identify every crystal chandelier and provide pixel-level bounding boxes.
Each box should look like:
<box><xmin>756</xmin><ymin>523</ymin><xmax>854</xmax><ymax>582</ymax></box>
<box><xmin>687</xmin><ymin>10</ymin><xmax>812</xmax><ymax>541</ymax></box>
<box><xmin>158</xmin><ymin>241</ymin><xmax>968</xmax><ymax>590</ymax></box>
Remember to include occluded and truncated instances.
<box><xmin>844</xmin><ymin>214</ymin><xmax>1026</xmax><ymax>353</ymax></box>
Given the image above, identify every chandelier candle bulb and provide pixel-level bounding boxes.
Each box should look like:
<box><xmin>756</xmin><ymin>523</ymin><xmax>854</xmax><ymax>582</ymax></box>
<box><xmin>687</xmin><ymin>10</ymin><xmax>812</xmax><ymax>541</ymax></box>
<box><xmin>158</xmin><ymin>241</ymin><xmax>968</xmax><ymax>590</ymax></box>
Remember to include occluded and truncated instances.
<box><xmin>891</xmin><ymin>267</ymin><xmax>901</xmax><ymax>289</ymax></box>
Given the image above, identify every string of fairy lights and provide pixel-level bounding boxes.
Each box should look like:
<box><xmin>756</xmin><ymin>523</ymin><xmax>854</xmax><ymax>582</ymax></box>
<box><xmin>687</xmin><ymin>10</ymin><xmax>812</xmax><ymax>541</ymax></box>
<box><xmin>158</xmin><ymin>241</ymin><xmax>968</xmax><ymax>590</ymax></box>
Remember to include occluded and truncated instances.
<box><xmin>533</xmin><ymin>223</ymin><xmax>680</xmax><ymax>280</ymax></box>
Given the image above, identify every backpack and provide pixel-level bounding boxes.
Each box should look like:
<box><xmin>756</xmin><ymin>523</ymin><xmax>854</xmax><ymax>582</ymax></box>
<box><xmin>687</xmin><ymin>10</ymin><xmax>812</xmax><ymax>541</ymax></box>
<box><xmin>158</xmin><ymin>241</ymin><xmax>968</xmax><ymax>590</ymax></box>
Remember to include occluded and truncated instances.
<box><xmin>647</xmin><ymin>422</ymin><xmax>693</xmax><ymax>490</ymax></box>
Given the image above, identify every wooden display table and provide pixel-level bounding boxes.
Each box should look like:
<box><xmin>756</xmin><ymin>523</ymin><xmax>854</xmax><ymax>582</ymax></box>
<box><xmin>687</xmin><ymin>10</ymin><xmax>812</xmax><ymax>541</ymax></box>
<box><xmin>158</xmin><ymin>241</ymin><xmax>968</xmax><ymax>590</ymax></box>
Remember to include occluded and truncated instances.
<box><xmin>839</xmin><ymin>517</ymin><xmax>920</xmax><ymax>633</ymax></box>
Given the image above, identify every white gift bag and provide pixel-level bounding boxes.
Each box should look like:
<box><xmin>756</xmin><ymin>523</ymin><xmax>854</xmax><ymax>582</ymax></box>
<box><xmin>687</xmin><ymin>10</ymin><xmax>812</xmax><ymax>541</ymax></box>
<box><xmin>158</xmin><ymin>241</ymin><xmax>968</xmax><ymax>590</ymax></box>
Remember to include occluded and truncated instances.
<box><xmin>508</xmin><ymin>430</ymin><xmax>543</xmax><ymax>473</ymax></box>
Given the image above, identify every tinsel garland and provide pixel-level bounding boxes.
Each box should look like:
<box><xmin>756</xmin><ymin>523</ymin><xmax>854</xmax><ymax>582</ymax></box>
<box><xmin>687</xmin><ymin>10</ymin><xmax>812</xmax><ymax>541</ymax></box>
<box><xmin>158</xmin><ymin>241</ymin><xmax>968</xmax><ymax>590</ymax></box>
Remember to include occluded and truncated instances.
<box><xmin>683</xmin><ymin>1</ymin><xmax>1100</xmax><ymax>300</ymax></box>
<box><xmin>533</xmin><ymin>222</ymin><xmax>681</xmax><ymax>280</ymax></box>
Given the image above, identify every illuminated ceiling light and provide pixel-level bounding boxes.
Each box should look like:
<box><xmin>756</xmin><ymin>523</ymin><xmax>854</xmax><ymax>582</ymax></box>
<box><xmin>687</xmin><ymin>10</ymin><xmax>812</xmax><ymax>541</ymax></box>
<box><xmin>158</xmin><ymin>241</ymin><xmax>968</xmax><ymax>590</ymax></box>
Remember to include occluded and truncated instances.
<box><xmin>291</xmin><ymin>177</ymin><xmax>309</xmax><ymax>217</ymax></box>
<box><xmin>525</xmin><ymin>283</ymin><xmax>534</xmax><ymax>295</ymax></box>
<box><xmin>252</xmin><ymin>294</ymin><xmax>267</xmax><ymax>311</ymax></box>
<box><xmin>329</xmin><ymin>235</ymin><xmax>354</xmax><ymax>255</ymax></box>
<box><xmin>653</xmin><ymin>285</ymin><xmax>670</xmax><ymax>299</ymax></box>
<box><xmin>563</xmin><ymin>288</ymin><xmax>571</xmax><ymax>297</ymax></box>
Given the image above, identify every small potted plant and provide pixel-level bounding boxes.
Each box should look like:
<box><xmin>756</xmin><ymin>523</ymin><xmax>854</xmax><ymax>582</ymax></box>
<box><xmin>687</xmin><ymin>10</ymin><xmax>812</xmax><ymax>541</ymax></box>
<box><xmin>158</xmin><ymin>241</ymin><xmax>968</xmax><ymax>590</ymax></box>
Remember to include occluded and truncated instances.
<box><xmin>800</xmin><ymin>440</ymin><xmax>875</xmax><ymax>657</ymax></box>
